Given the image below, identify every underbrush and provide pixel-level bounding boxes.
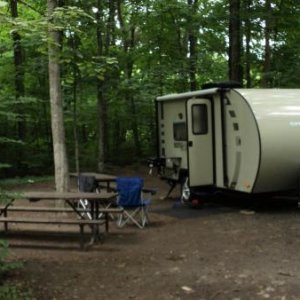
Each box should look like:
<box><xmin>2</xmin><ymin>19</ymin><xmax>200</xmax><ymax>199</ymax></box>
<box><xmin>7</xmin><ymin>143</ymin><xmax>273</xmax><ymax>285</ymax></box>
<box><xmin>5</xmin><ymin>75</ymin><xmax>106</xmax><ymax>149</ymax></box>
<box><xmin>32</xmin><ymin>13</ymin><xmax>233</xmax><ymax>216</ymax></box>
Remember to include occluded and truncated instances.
<box><xmin>0</xmin><ymin>186</ymin><xmax>34</xmax><ymax>300</ymax></box>
<box><xmin>0</xmin><ymin>176</ymin><xmax>54</xmax><ymax>189</ymax></box>
<box><xmin>0</xmin><ymin>240</ymin><xmax>31</xmax><ymax>300</ymax></box>
<box><xmin>0</xmin><ymin>284</ymin><xmax>32</xmax><ymax>300</ymax></box>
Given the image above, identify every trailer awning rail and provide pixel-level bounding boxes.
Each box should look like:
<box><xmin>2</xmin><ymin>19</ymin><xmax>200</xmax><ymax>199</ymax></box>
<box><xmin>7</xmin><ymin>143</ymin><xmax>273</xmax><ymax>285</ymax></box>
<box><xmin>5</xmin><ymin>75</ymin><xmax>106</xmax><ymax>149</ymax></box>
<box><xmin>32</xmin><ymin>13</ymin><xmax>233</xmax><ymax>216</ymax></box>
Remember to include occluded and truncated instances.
<box><xmin>156</xmin><ymin>88</ymin><xmax>220</xmax><ymax>102</ymax></box>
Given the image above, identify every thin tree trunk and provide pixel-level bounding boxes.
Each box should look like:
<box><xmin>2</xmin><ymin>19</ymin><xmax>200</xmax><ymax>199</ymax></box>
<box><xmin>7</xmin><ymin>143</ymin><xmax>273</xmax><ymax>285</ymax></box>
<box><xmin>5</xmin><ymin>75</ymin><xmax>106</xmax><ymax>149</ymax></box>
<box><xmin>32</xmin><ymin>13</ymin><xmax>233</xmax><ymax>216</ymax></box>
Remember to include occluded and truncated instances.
<box><xmin>228</xmin><ymin>0</ymin><xmax>243</xmax><ymax>83</ymax></box>
<box><xmin>261</xmin><ymin>0</ymin><xmax>271</xmax><ymax>87</ymax></box>
<box><xmin>47</xmin><ymin>0</ymin><xmax>69</xmax><ymax>195</ymax></box>
<box><xmin>68</xmin><ymin>33</ymin><xmax>80</xmax><ymax>173</ymax></box>
<box><xmin>244</xmin><ymin>0</ymin><xmax>252</xmax><ymax>88</ymax></box>
<box><xmin>188</xmin><ymin>33</ymin><xmax>197</xmax><ymax>91</ymax></box>
<box><xmin>95</xmin><ymin>0</ymin><xmax>115</xmax><ymax>171</ymax></box>
<box><xmin>10</xmin><ymin>0</ymin><xmax>26</xmax><ymax>173</ymax></box>
<box><xmin>169</xmin><ymin>11</ymin><xmax>188</xmax><ymax>91</ymax></box>
<box><xmin>96</xmin><ymin>81</ymin><xmax>105</xmax><ymax>172</ymax></box>
<box><xmin>72</xmin><ymin>50</ymin><xmax>79</xmax><ymax>174</ymax></box>
<box><xmin>96</xmin><ymin>0</ymin><xmax>105</xmax><ymax>172</ymax></box>
<box><xmin>127</xmin><ymin>27</ymin><xmax>141</xmax><ymax>157</ymax></box>
<box><xmin>187</xmin><ymin>0</ymin><xmax>198</xmax><ymax>91</ymax></box>
<box><xmin>117</xmin><ymin>0</ymin><xmax>141</xmax><ymax>157</ymax></box>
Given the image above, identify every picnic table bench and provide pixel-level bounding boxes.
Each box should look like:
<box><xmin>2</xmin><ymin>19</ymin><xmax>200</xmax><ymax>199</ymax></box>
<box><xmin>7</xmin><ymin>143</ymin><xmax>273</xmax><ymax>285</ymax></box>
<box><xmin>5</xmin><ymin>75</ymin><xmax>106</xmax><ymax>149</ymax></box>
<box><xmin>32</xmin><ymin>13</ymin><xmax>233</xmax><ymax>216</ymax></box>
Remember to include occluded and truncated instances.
<box><xmin>0</xmin><ymin>191</ymin><xmax>121</xmax><ymax>250</ymax></box>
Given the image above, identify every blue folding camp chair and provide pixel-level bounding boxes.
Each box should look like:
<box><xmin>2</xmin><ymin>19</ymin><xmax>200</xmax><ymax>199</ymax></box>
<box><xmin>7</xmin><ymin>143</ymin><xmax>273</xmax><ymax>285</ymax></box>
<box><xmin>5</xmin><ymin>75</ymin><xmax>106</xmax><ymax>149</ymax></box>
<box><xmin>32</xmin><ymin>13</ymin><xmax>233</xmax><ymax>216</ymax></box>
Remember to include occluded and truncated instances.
<box><xmin>116</xmin><ymin>177</ymin><xmax>154</xmax><ymax>229</ymax></box>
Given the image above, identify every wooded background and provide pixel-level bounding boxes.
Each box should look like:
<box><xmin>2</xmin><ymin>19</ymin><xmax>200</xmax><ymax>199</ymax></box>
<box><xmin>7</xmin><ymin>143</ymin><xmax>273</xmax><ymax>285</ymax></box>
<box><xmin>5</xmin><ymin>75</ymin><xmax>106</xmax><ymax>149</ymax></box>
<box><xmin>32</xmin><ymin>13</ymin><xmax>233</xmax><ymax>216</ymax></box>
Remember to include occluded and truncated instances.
<box><xmin>1</xmin><ymin>0</ymin><xmax>300</xmax><ymax>178</ymax></box>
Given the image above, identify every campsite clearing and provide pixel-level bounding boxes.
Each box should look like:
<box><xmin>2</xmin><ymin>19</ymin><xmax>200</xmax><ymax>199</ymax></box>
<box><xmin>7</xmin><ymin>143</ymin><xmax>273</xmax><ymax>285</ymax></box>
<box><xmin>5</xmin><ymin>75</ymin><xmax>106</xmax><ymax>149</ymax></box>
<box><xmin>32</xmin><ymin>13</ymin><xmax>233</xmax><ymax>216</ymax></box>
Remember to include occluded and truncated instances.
<box><xmin>3</xmin><ymin>165</ymin><xmax>300</xmax><ymax>300</ymax></box>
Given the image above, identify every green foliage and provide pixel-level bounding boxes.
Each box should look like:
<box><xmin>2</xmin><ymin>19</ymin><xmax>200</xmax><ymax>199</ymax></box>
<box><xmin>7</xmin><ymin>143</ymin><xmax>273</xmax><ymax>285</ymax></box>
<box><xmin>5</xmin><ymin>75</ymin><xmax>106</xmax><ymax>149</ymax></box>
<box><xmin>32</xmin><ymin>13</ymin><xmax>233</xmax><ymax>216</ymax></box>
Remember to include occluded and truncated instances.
<box><xmin>0</xmin><ymin>199</ymin><xmax>26</xmax><ymax>300</ymax></box>
<box><xmin>0</xmin><ymin>0</ymin><xmax>300</xmax><ymax>295</ymax></box>
<box><xmin>0</xmin><ymin>138</ymin><xmax>23</xmax><ymax>145</ymax></box>
<box><xmin>0</xmin><ymin>240</ymin><xmax>10</xmax><ymax>272</ymax></box>
<box><xmin>0</xmin><ymin>0</ymin><xmax>300</xmax><ymax>172</ymax></box>
<box><xmin>0</xmin><ymin>285</ymin><xmax>32</xmax><ymax>300</ymax></box>
<box><xmin>0</xmin><ymin>240</ymin><xmax>21</xmax><ymax>274</ymax></box>
<box><xmin>53</xmin><ymin>6</ymin><xmax>94</xmax><ymax>28</ymax></box>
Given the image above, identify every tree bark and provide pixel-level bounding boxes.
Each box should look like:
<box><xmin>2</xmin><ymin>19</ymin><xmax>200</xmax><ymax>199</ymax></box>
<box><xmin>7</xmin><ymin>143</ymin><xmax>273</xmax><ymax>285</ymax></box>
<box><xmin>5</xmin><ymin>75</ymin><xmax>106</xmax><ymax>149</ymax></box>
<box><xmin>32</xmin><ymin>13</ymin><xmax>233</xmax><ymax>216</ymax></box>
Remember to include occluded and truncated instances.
<box><xmin>127</xmin><ymin>27</ymin><xmax>141</xmax><ymax>157</ymax></box>
<box><xmin>72</xmin><ymin>36</ymin><xmax>80</xmax><ymax>174</ymax></box>
<box><xmin>96</xmin><ymin>0</ymin><xmax>106</xmax><ymax>172</ymax></box>
<box><xmin>117</xmin><ymin>0</ymin><xmax>141</xmax><ymax>157</ymax></box>
<box><xmin>47</xmin><ymin>0</ymin><xmax>69</xmax><ymax>194</ymax></box>
<box><xmin>244</xmin><ymin>0</ymin><xmax>252</xmax><ymax>88</ymax></box>
<box><xmin>228</xmin><ymin>0</ymin><xmax>243</xmax><ymax>83</ymax></box>
<box><xmin>187</xmin><ymin>0</ymin><xmax>198</xmax><ymax>91</ymax></box>
<box><xmin>10</xmin><ymin>0</ymin><xmax>26</xmax><ymax>173</ymax></box>
<box><xmin>65</xmin><ymin>32</ymin><xmax>81</xmax><ymax>174</ymax></box>
<box><xmin>96</xmin><ymin>79</ymin><xmax>105</xmax><ymax>172</ymax></box>
<box><xmin>261</xmin><ymin>0</ymin><xmax>271</xmax><ymax>87</ymax></box>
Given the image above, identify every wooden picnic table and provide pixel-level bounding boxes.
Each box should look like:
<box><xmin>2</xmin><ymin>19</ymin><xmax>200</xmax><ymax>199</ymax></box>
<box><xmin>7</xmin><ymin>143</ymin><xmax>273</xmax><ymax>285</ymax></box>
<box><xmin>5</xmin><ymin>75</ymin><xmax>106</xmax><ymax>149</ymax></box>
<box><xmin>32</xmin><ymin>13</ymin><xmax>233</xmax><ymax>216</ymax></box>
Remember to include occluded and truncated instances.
<box><xmin>0</xmin><ymin>191</ymin><xmax>120</xmax><ymax>250</ymax></box>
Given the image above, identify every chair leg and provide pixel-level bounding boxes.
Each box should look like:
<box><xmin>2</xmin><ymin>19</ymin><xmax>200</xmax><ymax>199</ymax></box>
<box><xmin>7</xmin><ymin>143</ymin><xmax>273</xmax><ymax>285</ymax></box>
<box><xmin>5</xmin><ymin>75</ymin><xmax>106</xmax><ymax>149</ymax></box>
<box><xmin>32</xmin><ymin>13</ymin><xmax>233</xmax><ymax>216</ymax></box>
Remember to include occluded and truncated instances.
<box><xmin>78</xmin><ymin>199</ymin><xmax>92</xmax><ymax>220</ymax></box>
<box><xmin>141</xmin><ymin>207</ymin><xmax>149</xmax><ymax>228</ymax></box>
<box><xmin>98</xmin><ymin>203</ymin><xmax>115</xmax><ymax>221</ymax></box>
<box><xmin>105</xmin><ymin>213</ymin><xmax>109</xmax><ymax>232</ymax></box>
<box><xmin>79</xmin><ymin>224</ymin><xmax>85</xmax><ymax>251</ymax></box>
<box><xmin>117</xmin><ymin>209</ymin><xmax>144</xmax><ymax>229</ymax></box>
<box><xmin>118</xmin><ymin>211</ymin><xmax>139</xmax><ymax>228</ymax></box>
<box><xmin>117</xmin><ymin>212</ymin><xmax>124</xmax><ymax>228</ymax></box>
<box><xmin>116</xmin><ymin>205</ymin><xmax>151</xmax><ymax>229</ymax></box>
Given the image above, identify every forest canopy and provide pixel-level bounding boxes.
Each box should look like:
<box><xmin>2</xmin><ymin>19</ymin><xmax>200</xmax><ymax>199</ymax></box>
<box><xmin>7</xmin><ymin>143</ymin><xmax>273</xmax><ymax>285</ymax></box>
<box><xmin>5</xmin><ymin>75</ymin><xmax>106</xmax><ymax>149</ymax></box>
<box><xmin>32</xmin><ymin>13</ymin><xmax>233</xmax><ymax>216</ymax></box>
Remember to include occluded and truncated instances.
<box><xmin>0</xmin><ymin>0</ymin><xmax>300</xmax><ymax>177</ymax></box>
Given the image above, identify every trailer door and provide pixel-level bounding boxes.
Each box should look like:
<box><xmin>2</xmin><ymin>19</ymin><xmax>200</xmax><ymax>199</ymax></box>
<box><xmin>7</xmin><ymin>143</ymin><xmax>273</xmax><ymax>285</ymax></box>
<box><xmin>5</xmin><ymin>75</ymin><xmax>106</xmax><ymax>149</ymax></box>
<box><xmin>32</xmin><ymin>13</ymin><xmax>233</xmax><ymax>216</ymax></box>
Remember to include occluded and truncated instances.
<box><xmin>187</xmin><ymin>98</ymin><xmax>213</xmax><ymax>186</ymax></box>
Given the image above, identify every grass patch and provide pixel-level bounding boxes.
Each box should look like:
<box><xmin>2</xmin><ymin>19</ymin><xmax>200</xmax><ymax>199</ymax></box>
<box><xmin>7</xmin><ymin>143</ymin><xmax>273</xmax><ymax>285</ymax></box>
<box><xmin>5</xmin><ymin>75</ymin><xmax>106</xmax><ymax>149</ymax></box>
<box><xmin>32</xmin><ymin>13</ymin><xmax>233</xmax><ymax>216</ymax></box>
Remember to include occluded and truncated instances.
<box><xmin>0</xmin><ymin>176</ymin><xmax>54</xmax><ymax>188</ymax></box>
<box><xmin>0</xmin><ymin>240</ymin><xmax>30</xmax><ymax>300</ymax></box>
<box><xmin>0</xmin><ymin>285</ymin><xmax>32</xmax><ymax>300</ymax></box>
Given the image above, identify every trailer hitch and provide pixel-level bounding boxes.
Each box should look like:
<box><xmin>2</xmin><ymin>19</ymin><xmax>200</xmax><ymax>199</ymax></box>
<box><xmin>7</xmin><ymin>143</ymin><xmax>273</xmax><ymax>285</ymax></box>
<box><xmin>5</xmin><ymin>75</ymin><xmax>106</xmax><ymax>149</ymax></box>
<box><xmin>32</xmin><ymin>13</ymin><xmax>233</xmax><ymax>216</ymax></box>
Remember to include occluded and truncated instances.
<box><xmin>147</xmin><ymin>157</ymin><xmax>165</xmax><ymax>175</ymax></box>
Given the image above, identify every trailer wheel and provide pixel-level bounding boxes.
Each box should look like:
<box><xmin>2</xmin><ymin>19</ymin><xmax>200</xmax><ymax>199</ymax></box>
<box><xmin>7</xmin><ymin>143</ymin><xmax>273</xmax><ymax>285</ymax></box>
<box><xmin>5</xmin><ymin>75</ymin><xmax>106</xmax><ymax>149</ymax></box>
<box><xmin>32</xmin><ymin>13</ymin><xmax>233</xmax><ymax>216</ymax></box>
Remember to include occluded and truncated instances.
<box><xmin>190</xmin><ymin>197</ymin><xmax>204</xmax><ymax>209</ymax></box>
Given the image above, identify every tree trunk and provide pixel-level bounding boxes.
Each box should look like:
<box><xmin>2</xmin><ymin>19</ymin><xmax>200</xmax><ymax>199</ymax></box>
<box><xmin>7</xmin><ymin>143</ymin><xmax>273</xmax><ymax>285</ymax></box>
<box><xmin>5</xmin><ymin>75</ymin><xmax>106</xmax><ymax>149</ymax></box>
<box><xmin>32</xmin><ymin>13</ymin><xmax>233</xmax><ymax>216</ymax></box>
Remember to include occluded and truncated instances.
<box><xmin>187</xmin><ymin>0</ymin><xmax>198</xmax><ymax>91</ymax></box>
<box><xmin>96</xmin><ymin>81</ymin><xmax>105</xmax><ymax>172</ymax></box>
<box><xmin>168</xmin><ymin>11</ymin><xmax>188</xmax><ymax>91</ymax></box>
<box><xmin>72</xmin><ymin>48</ymin><xmax>79</xmax><ymax>174</ymax></box>
<box><xmin>117</xmin><ymin>0</ymin><xmax>141</xmax><ymax>157</ymax></box>
<box><xmin>228</xmin><ymin>0</ymin><xmax>243</xmax><ymax>83</ymax></box>
<box><xmin>95</xmin><ymin>0</ymin><xmax>116</xmax><ymax>171</ymax></box>
<box><xmin>244</xmin><ymin>0</ymin><xmax>252</xmax><ymax>88</ymax></box>
<box><xmin>261</xmin><ymin>0</ymin><xmax>271</xmax><ymax>87</ymax></box>
<box><xmin>127</xmin><ymin>27</ymin><xmax>141</xmax><ymax>157</ymax></box>
<box><xmin>10</xmin><ymin>0</ymin><xmax>26</xmax><ymax>173</ymax></box>
<box><xmin>96</xmin><ymin>0</ymin><xmax>106</xmax><ymax>172</ymax></box>
<box><xmin>67</xmin><ymin>33</ymin><xmax>80</xmax><ymax>174</ymax></box>
<box><xmin>47</xmin><ymin>0</ymin><xmax>69</xmax><ymax>194</ymax></box>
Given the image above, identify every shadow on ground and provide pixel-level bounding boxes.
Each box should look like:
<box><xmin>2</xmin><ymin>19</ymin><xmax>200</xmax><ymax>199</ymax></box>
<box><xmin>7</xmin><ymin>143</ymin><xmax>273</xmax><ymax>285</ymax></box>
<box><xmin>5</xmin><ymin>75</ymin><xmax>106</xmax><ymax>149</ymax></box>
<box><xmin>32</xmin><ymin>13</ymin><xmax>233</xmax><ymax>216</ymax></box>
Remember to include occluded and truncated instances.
<box><xmin>153</xmin><ymin>192</ymin><xmax>300</xmax><ymax>220</ymax></box>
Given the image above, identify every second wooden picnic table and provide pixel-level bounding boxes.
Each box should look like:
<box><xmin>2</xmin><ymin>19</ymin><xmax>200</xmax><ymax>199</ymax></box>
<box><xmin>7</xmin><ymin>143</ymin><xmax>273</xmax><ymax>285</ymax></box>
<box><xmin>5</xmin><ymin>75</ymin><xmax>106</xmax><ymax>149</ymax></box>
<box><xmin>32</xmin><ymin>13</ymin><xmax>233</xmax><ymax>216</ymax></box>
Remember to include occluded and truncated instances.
<box><xmin>70</xmin><ymin>172</ymin><xmax>117</xmax><ymax>191</ymax></box>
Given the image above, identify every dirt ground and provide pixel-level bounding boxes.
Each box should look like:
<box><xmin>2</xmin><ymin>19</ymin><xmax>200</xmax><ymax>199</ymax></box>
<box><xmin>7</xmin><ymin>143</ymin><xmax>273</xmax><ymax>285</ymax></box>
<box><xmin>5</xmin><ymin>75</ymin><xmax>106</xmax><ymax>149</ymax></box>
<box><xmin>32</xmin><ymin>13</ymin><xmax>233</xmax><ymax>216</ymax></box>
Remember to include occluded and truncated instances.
<box><xmin>3</xmin><ymin>165</ymin><xmax>300</xmax><ymax>300</ymax></box>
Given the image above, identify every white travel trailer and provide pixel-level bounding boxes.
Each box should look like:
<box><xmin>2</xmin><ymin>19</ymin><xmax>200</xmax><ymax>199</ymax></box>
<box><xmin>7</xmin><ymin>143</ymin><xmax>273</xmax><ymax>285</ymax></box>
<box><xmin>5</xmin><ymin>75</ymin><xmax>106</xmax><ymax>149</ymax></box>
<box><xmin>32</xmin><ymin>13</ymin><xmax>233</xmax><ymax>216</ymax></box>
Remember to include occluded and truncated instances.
<box><xmin>150</xmin><ymin>86</ymin><xmax>300</xmax><ymax>200</ymax></box>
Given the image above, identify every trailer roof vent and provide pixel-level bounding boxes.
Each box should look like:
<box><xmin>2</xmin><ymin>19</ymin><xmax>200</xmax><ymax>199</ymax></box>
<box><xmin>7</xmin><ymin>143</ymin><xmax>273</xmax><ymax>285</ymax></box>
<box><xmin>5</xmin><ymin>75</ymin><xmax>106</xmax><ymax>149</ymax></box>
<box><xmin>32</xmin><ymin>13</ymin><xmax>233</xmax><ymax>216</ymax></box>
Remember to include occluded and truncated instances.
<box><xmin>201</xmin><ymin>80</ymin><xmax>242</xmax><ymax>90</ymax></box>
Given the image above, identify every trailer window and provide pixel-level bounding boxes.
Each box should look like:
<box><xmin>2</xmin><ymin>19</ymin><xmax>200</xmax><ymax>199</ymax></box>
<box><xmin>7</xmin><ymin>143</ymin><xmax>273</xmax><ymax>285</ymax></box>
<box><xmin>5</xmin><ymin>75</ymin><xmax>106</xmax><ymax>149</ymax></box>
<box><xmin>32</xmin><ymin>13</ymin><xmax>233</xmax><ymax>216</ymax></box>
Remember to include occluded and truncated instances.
<box><xmin>173</xmin><ymin>122</ymin><xmax>187</xmax><ymax>141</ymax></box>
<box><xmin>192</xmin><ymin>104</ymin><xmax>208</xmax><ymax>134</ymax></box>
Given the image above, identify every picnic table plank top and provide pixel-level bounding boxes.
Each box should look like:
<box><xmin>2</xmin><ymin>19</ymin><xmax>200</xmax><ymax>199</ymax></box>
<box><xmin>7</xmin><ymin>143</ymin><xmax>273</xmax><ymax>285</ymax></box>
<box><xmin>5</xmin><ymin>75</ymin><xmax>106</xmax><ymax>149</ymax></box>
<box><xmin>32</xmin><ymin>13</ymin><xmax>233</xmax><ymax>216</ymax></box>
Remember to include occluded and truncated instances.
<box><xmin>19</xmin><ymin>191</ymin><xmax>117</xmax><ymax>200</ymax></box>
